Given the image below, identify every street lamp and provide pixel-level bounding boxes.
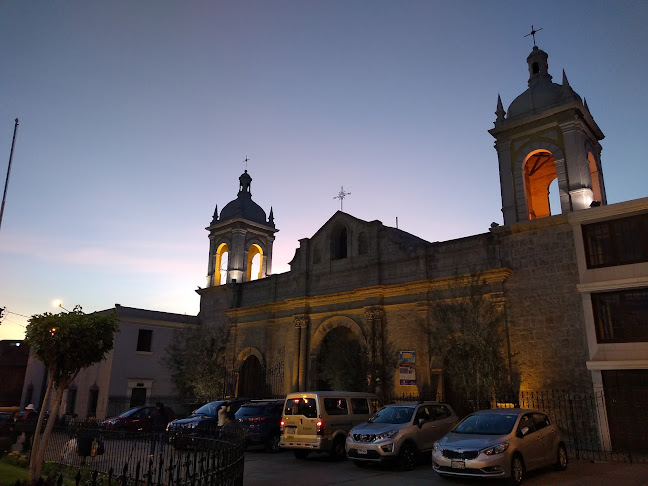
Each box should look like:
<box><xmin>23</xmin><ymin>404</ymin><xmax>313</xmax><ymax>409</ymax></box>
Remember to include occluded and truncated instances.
<box><xmin>52</xmin><ymin>300</ymin><xmax>71</xmax><ymax>313</ymax></box>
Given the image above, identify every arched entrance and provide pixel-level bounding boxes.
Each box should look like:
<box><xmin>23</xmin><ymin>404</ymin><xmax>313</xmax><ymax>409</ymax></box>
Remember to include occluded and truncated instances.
<box><xmin>523</xmin><ymin>149</ymin><xmax>559</xmax><ymax>219</ymax></box>
<box><xmin>238</xmin><ymin>355</ymin><xmax>263</xmax><ymax>398</ymax></box>
<box><xmin>316</xmin><ymin>326</ymin><xmax>367</xmax><ymax>391</ymax></box>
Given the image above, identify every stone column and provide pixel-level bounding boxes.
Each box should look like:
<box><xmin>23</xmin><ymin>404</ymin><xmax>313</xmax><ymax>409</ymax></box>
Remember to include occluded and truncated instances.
<box><xmin>293</xmin><ymin>314</ymin><xmax>310</xmax><ymax>391</ymax></box>
<box><xmin>291</xmin><ymin>320</ymin><xmax>301</xmax><ymax>392</ymax></box>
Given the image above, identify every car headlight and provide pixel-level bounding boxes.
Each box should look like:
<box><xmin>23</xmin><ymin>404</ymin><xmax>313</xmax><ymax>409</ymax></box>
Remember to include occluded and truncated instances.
<box><xmin>433</xmin><ymin>442</ymin><xmax>442</xmax><ymax>452</ymax></box>
<box><xmin>374</xmin><ymin>430</ymin><xmax>399</xmax><ymax>441</ymax></box>
<box><xmin>482</xmin><ymin>442</ymin><xmax>510</xmax><ymax>455</ymax></box>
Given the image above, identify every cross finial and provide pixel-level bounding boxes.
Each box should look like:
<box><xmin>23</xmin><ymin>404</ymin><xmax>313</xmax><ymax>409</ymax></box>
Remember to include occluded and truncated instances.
<box><xmin>333</xmin><ymin>186</ymin><xmax>351</xmax><ymax>211</ymax></box>
<box><xmin>524</xmin><ymin>24</ymin><xmax>543</xmax><ymax>47</ymax></box>
<box><xmin>243</xmin><ymin>156</ymin><xmax>250</xmax><ymax>171</ymax></box>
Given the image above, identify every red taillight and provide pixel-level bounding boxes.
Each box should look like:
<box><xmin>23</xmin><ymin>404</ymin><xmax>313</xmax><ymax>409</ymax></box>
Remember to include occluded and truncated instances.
<box><xmin>280</xmin><ymin>420</ymin><xmax>285</xmax><ymax>433</ymax></box>
<box><xmin>316</xmin><ymin>420</ymin><xmax>323</xmax><ymax>436</ymax></box>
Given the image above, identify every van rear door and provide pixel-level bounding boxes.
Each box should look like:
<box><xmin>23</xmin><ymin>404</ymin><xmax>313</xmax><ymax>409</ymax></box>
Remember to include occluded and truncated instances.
<box><xmin>282</xmin><ymin>396</ymin><xmax>319</xmax><ymax>443</ymax></box>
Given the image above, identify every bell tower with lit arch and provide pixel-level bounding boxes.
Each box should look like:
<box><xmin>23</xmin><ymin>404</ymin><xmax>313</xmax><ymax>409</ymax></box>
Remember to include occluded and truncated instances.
<box><xmin>489</xmin><ymin>44</ymin><xmax>607</xmax><ymax>225</ymax></box>
<box><xmin>205</xmin><ymin>170</ymin><xmax>277</xmax><ymax>286</ymax></box>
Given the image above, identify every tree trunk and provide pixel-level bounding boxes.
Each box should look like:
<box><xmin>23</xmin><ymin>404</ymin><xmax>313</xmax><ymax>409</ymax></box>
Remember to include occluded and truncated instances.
<box><xmin>30</xmin><ymin>386</ymin><xmax>64</xmax><ymax>480</ymax></box>
<box><xmin>28</xmin><ymin>377</ymin><xmax>53</xmax><ymax>480</ymax></box>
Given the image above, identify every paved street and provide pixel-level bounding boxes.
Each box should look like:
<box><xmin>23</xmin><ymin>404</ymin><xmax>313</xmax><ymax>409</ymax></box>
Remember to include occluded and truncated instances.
<box><xmin>243</xmin><ymin>448</ymin><xmax>648</xmax><ymax>486</ymax></box>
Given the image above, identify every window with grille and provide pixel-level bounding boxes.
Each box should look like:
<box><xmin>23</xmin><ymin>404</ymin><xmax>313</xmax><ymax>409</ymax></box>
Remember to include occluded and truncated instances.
<box><xmin>592</xmin><ymin>288</ymin><xmax>648</xmax><ymax>343</ymax></box>
<box><xmin>582</xmin><ymin>213</ymin><xmax>648</xmax><ymax>268</ymax></box>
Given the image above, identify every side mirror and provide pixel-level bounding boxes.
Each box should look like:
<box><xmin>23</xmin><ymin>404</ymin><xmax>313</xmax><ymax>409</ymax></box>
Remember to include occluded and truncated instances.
<box><xmin>519</xmin><ymin>426</ymin><xmax>530</xmax><ymax>437</ymax></box>
<box><xmin>418</xmin><ymin>418</ymin><xmax>425</xmax><ymax>428</ymax></box>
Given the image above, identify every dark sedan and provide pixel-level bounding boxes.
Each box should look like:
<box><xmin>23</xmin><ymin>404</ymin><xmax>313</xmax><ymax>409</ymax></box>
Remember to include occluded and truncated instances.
<box><xmin>100</xmin><ymin>405</ymin><xmax>175</xmax><ymax>432</ymax></box>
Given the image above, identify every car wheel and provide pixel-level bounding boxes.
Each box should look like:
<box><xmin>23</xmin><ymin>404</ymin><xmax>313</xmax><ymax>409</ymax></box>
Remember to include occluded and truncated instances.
<box><xmin>555</xmin><ymin>443</ymin><xmax>568</xmax><ymax>470</ymax></box>
<box><xmin>329</xmin><ymin>436</ymin><xmax>346</xmax><ymax>460</ymax></box>
<box><xmin>294</xmin><ymin>450</ymin><xmax>309</xmax><ymax>460</ymax></box>
<box><xmin>264</xmin><ymin>433</ymin><xmax>281</xmax><ymax>453</ymax></box>
<box><xmin>398</xmin><ymin>443</ymin><xmax>417</xmax><ymax>471</ymax></box>
<box><xmin>508</xmin><ymin>454</ymin><xmax>525</xmax><ymax>486</ymax></box>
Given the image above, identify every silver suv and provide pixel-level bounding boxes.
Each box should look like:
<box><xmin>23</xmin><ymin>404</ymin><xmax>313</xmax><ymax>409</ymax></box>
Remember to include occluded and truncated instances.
<box><xmin>346</xmin><ymin>401</ymin><xmax>458</xmax><ymax>470</ymax></box>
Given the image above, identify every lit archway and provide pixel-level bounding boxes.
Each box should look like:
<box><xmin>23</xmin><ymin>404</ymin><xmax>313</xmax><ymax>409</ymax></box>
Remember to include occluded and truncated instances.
<box><xmin>215</xmin><ymin>243</ymin><xmax>229</xmax><ymax>285</ymax></box>
<box><xmin>246</xmin><ymin>244</ymin><xmax>263</xmax><ymax>281</ymax></box>
<box><xmin>523</xmin><ymin>150</ymin><xmax>558</xmax><ymax>219</ymax></box>
<box><xmin>588</xmin><ymin>152</ymin><xmax>602</xmax><ymax>203</ymax></box>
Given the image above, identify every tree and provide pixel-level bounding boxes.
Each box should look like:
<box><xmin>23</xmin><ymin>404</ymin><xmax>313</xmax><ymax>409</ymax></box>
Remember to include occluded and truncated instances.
<box><xmin>428</xmin><ymin>273</ymin><xmax>508</xmax><ymax>414</ymax></box>
<box><xmin>317</xmin><ymin>327</ymin><xmax>367</xmax><ymax>391</ymax></box>
<box><xmin>164</xmin><ymin>322</ymin><xmax>231</xmax><ymax>402</ymax></box>
<box><xmin>24</xmin><ymin>306</ymin><xmax>119</xmax><ymax>480</ymax></box>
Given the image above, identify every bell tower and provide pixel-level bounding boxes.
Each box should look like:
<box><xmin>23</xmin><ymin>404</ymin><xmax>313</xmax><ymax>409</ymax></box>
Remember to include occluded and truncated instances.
<box><xmin>206</xmin><ymin>170</ymin><xmax>277</xmax><ymax>286</ymax></box>
<box><xmin>489</xmin><ymin>45</ymin><xmax>607</xmax><ymax>225</ymax></box>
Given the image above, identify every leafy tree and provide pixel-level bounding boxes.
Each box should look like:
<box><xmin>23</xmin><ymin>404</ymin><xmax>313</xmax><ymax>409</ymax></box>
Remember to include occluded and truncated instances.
<box><xmin>164</xmin><ymin>322</ymin><xmax>231</xmax><ymax>402</ymax></box>
<box><xmin>317</xmin><ymin>327</ymin><xmax>367</xmax><ymax>391</ymax></box>
<box><xmin>24</xmin><ymin>306</ymin><xmax>119</xmax><ymax>480</ymax></box>
<box><xmin>428</xmin><ymin>273</ymin><xmax>508</xmax><ymax>414</ymax></box>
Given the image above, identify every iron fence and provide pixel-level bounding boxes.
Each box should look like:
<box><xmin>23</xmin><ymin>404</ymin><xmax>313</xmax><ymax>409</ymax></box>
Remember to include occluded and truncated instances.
<box><xmin>383</xmin><ymin>389</ymin><xmax>647</xmax><ymax>463</ymax></box>
<box><xmin>35</xmin><ymin>424</ymin><xmax>244</xmax><ymax>486</ymax></box>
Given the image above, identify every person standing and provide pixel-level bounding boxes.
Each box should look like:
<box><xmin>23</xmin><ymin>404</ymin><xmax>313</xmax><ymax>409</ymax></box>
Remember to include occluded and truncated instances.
<box><xmin>20</xmin><ymin>404</ymin><xmax>37</xmax><ymax>452</ymax></box>
<box><xmin>149</xmin><ymin>402</ymin><xmax>168</xmax><ymax>457</ymax></box>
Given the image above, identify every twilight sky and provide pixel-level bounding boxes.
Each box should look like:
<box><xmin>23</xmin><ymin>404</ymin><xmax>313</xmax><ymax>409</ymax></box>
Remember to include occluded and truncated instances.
<box><xmin>1</xmin><ymin>1</ymin><xmax>647</xmax><ymax>340</ymax></box>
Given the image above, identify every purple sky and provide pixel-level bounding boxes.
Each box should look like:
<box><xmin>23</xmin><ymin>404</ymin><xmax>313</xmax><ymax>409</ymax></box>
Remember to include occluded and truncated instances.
<box><xmin>1</xmin><ymin>1</ymin><xmax>647</xmax><ymax>339</ymax></box>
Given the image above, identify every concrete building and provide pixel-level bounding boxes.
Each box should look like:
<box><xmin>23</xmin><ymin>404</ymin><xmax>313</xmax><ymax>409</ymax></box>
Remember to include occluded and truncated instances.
<box><xmin>21</xmin><ymin>305</ymin><xmax>198</xmax><ymax>420</ymax></box>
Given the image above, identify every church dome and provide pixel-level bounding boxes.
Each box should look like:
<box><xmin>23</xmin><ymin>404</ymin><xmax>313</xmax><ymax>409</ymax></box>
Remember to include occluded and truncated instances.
<box><xmin>507</xmin><ymin>46</ymin><xmax>581</xmax><ymax>120</ymax></box>
<box><xmin>217</xmin><ymin>170</ymin><xmax>271</xmax><ymax>226</ymax></box>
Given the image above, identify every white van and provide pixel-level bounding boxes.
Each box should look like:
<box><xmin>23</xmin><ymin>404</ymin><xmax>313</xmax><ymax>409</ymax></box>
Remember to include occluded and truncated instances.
<box><xmin>279</xmin><ymin>391</ymin><xmax>382</xmax><ymax>459</ymax></box>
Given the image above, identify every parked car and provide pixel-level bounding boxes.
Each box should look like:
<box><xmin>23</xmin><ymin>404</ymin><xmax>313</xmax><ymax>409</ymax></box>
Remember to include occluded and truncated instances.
<box><xmin>346</xmin><ymin>401</ymin><xmax>458</xmax><ymax>470</ymax></box>
<box><xmin>432</xmin><ymin>408</ymin><xmax>567</xmax><ymax>485</ymax></box>
<box><xmin>235</xmin><ymin>399</ymin><xmax>284</xmax><ymax>452</ymax></box>
<box><xmin>100</xmin><ymin>405</ymin><xmax>176</xmax><ymax>432</ymax></box>
<box><xmin>167</xmin><ymin>398</ymin><xmax>250</xmax><ymax>445</ymax></box>
<box><xmin>280</xmin><ymin>391</ymin><xmax>382</xmax><ymax>460</ymax></box>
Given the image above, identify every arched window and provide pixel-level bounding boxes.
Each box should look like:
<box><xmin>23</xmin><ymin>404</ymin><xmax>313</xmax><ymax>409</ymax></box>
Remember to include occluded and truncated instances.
<box><xmin>588</xmin><ymin>152</ymin><xmax>603</xmax><ymax>203</ymax></box>
<box><xmin>523</xmin><ymin>150</ymin><xmax>559</xmax><ymax>219</ymax></box>
<box><xmin>330</xmin><ymin>225</ymin><xmax>348</xmax><ymax>260</ymax></box>
<box><xmin>246</xmin><ymin>244</ymin><xmax>263</xmax><ymax>281</ymax></box>
<box><xmin>215</xmin><ymin>243</ymin><xmax>229</xmax><ymax>285</ymax></box>
<box><xmin>358</xmin><ymin>232</ymin><xmax>368</xmax><ymax>255</ymax></box>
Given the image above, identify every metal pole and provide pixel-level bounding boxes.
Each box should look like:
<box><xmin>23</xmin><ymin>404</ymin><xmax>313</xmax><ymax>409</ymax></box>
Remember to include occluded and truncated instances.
<box><xmin>0</xmin><ymin>118</ymin><xmax>19</xmax><ymax>233</ymax></box>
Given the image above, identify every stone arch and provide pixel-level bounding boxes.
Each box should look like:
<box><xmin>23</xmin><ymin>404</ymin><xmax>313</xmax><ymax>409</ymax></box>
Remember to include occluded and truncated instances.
<box><xmin>246</xmin><ymin>243</ymin><xmax>263</xmax><ymax>281</ymax></box>
<box><xmin>235</xmin><ymin>347</ymin><xmax>265</xmax><ymax>398</ymax></box>
<box><xmin>513</xmin><ymin>139</ymin><xmax>567</xmax><ymax>222</ymax></box>
<box><xmin>309</xmin><ymin>316</ymin><xmax>366</xmax><ymax>390</ymax></box>
<box><xmin>330</xmin><ymin>224</ymin><xmax>349</xmax><ymax>260</ymax></box>
<box><xmin>584</xmin><ymin>139</ymin><xmax>605</xmax><ymax>205</ymax></box>
<box><xmin>214</xmin><ymin>241</ymin><xmax>230</xmax><ymax>285</ymax></box>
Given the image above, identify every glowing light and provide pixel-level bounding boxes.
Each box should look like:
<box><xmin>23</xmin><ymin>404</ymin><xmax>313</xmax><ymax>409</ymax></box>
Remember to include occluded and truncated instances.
<box><xmin>52</xmin><ymin>299</ymin><xmax>63</xmax><ymax>308</ymax></box>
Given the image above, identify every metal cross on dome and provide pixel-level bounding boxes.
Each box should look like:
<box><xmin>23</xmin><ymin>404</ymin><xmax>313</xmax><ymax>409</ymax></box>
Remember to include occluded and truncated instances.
<box><xmin>243</xmin><ymin>156</ymin><xmax>250</xmax><ymax>170</ymax></box>
<box><xmin>334</xmin><ymin>186</ymin><xmax>351</xmax><ymax>211</ymax></box>
<box><xmin>525</xmin><ymin>25</ymin><xmax>543</xmax><ymax>46</ymax></box>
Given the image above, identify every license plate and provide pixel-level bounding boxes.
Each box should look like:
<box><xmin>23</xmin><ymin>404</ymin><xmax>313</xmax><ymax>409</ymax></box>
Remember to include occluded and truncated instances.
<box><xmin>357</xmin><ymin>447</ymin><xmax>367</xmax><ymax>455</ymax></box>
<box><xmin>451</xmin><ymin>460</ymin><xmax>466</xmax><ymax>469</ymax></box>
<box><xmin>286</xmin><ymin>426</ymin><xmax>296</xmax><ymax>434</ymax></box>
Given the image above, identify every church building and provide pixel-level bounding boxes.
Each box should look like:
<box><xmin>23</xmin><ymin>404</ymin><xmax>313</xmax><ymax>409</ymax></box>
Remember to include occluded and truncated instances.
<box><xmin>197</xmin><ymin>44</ymin><xmax>647</xmax><ymax>450</ymax></box>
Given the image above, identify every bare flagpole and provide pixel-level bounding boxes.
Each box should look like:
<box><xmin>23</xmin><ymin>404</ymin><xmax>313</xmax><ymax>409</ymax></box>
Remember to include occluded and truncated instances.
<box><xmin>0</xmin><ymin>118</ymin><xmax>19</xmax><ymax>234</ymax></box>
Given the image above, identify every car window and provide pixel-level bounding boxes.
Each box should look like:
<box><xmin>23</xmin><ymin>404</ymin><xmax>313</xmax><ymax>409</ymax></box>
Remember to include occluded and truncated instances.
<box><xmin>324</xmin><ymin>398</ymin><xmax>348</xmax><ymax>415</ymax></box>
<box><xmin>194</xmin><ymin>401</ymin><xmax>224</xmax><ymax>417</ymax></box>
<box><xmin>430</xmin><ymin>405</ymin><xmax>451</xmax><ymax>420</ymax></box>
<box><xmin>532</xmin><ymin>413</ymin><xmax>550</xmax><ymax>430</ymax></box>
<box><xmin>284</xmin><ymin>397</ymin><xmax>318</xmax><ymax>418</ymax></box>
<box><xmin>370</xmin><ymin>398</ymin><xmax>383</xmax><ymax>413</ymax></box>
<box><xmin>415</xmin><ymin>406</ymin><xmax>431</xmax><ymax>422</ymax></box>
<box><xmin>369</xmin><ymin>406</ymin><xmax>413</xmax><ymax>424</ymax></box>
<box><xmin>350</xmin><ymin>398</ymin><xmax>369</xmax><ymax>415</ymax></box>
<box><xmin>518</xmin><ymin>414</ymin><xmax>536</xmax><ymax>435</ymax></box>
<box><xmin>454</xmin><ymin>413</ymin><xmax>518</xmax><ymax>435</ymax></box>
